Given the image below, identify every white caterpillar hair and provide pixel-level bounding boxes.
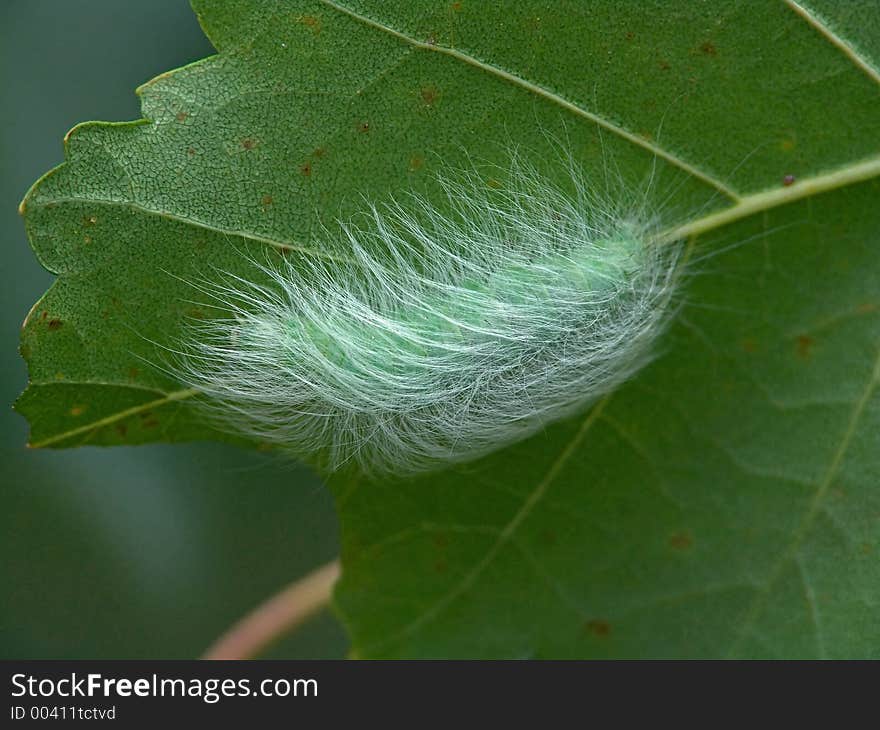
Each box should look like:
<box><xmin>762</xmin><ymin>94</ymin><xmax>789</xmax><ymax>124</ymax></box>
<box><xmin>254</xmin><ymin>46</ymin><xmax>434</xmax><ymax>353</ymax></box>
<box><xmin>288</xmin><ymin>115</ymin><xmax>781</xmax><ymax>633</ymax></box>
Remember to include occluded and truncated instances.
<box><xmin>175</xmin><ymin>157</ymin><xmax>682</xmax><ymax>476</ymax></box>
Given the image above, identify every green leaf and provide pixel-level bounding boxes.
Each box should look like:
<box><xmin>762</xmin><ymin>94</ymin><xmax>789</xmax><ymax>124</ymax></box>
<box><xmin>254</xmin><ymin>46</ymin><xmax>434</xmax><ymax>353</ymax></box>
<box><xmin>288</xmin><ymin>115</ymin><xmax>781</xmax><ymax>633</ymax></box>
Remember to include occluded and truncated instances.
<box><xmin>18</xmin><ymin>0</ymin><xmax>880</xmax><ymax>657</ymax></box>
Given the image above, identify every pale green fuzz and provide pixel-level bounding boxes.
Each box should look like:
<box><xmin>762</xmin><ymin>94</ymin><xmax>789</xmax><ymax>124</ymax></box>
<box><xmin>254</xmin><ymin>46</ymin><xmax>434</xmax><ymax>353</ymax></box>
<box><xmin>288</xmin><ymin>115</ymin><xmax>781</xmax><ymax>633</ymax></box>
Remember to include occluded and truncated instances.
<box><xmin>175</xmin><ymin>158</ymin><xmax>681</xmax><ymax>476</ymax></box>
<box><xmin>295</xmin><ymin>233</ymin><xmax>644</xmax><ymax>376</ymax></box>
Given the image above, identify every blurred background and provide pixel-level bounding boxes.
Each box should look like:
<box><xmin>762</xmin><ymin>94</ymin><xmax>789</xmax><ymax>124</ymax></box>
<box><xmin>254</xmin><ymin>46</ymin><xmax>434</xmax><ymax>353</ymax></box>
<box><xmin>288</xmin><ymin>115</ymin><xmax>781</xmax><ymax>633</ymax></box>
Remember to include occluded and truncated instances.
<box><xmin>1</xmin><ymin>0</ymin><xmax>346</xmax><ymax>659</ymax></box>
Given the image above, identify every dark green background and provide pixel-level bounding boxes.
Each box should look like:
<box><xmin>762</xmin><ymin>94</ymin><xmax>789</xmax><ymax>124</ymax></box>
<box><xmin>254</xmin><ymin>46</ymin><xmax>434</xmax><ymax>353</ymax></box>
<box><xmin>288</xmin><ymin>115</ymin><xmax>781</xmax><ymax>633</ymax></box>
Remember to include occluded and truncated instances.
<box><xmin>1</xmin><ymin>0</ymin><xmax>345</xmax><ymax>659</ymax></box>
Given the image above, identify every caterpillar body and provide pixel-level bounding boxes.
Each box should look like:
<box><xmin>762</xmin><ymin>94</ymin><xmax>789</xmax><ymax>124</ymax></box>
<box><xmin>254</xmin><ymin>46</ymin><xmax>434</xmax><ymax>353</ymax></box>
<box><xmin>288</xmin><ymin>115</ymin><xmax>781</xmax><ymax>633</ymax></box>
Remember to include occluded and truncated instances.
<box><xmin>176</xmin><ymin>159</ymin><xmax>681</xmax><ymax>476</ymax></box>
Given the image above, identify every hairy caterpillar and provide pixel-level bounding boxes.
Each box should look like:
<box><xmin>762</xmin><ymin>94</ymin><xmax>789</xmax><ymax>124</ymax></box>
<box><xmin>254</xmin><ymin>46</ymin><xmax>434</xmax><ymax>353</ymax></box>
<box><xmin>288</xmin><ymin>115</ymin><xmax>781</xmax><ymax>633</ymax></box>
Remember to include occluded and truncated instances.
<box><xmin>174</xmin><ymin>157</ymin><xmax>682</xmax><ymax>476</ymax></box>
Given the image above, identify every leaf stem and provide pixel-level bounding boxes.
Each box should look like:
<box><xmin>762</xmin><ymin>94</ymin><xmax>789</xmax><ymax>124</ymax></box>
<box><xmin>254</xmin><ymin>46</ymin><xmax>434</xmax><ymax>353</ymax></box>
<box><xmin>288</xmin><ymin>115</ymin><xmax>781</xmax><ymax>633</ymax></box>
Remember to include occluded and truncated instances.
<box><xmin>202</xmin><ymin>559</ymin><xmax>341</xmax><ymax>660</ymax></box>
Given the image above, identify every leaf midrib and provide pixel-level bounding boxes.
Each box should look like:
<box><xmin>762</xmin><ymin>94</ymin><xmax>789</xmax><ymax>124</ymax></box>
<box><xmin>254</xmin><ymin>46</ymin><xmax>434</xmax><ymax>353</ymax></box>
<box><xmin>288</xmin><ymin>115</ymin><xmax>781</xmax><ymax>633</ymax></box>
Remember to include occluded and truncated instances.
<box><xmin>32</xmin><ymin>151</ymin><xmax>880</xmax><ymax>279</ymax></box>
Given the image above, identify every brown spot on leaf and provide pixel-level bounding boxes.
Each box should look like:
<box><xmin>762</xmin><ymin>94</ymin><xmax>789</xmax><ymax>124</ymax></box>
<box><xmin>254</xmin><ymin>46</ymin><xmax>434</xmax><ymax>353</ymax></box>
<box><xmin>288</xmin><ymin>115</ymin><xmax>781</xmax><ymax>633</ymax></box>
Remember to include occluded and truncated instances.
<box><xmin>300</xmin><ymin>161</ymin><xmax>312</xmax><ymax>176</ymax></box>
<box><xmin>357</xmin><ymin>121</ymin><xmax>370</xmax><ymax>133</ymax></box>
<box><xmin>115</xmin><ymin>423</ymin><xmax>128</xmax><ymax>437</ymax></box>
<box><xmin>669</xmin><ymin>531</ymin><xmax>693</xmax><ymax>550</ymax></box>
<box><xmin>83</xmin><ymin>215</ymin><xmax>98</xmax><ymax>227</ymax></box>
<box><xmin>658</xmin><ymin>59</ymin><xmax>671</xmax><ymax>71</ymax></box>
<box><xmin>741</xmin><ymin>338</ymin><xmax>758</xmax><ymax>354</ymax></box>
<box><xmin>451</xmin><ymin>1</ymin><xmax>462</xmax><ymax>10</ymax></box>
<box><xmin>796</xmin><ymin>334</ymin><xmax>814</xmax><ymax>359</ymax></box>
<box><xmin>698</xmin><ymin>41</ymin><xmax>717</xmax><ymax>56</ymax></box>
<box><xmin>857</xmin><ymin>302</ymin><xmax>878</xmax><ymax>314</ymax></box>
<box><xmin>83</xmin><ymin>235</ymin><xmax>92</xmax><ymax>245</ymax></box>
<box><xmin>241</xmin><ymin>138</ymin><xmax>257</xmax><ymax>150</ymax></box>
<box><xmin>486</xmin><ymin>178</ymin><xmax>502</xmax><ymax>189</ymax></box>
<box><xmin>261</xmin><ymin>194</ymin><xmax>274</xmax><ymax>208</ymax></box>
<box><xmin>540</xmin><ymin>529</ymin><xmax>557</xmax><ymax>546</ymax></box>
<box><xmin>143</xmin><ymin>419</ymin><xmax>159</xmax><ymax>429</ymax></box>
<box><xmin>585</xmin><ymin>620</ymin><xmax>612</xmax><ymax>638</ymax></box>
<box><xmin>128</xmin><ymin>367</ymin><xmax>140</xmax><ymax>379</ymax></box>
<box><xmin>782</xmin><ymin>174</ymin><xmax>796</xmax><ymax>187</ymax></box>
<box><xmin>434</xmin><ymin>559</ymin><xmax>448</xmax><ymax>573</ymax></box>
<box><xmin>187</xmin><ymin>147</ymin><xmax>196</xmax><ymax>156</ymax></box>
<box><xmin>625</xmin><ymin>31</ymin><xmax>635</xmax><ymax>41</ymax></box>
<box><xmin>426</xmin><ymin>33</ymin><xmax>437</xmax><ymax>46</ymax></box>
<box><xmin>420</xmin><ymin>85</ymin><xmax>440</xmax><ymax>106</ymax></box>
<box><xmin>296</xmin><ymin>14</ymin><xmax>322</xmax><ymax>34</ymax></box>
<box><xmin>176</xmin><ymin>111</ymin><xmax>189</xmax><ymax>122</ymax></box>
<box><xmin>409</xmin><ymin>155</ymin><xmax>424</xmax><ymax>171</ymax></box>
<box><xmin>312</xmin><ymin>146</ymin><xmax>326</xmax><ymax>158</ymax></box>
<box><xmin>433</xmin><ymin>534</ymin><xmax>448</xmax><ymax>549</ymax></box>
<box><xmin>69</xmin><ymin>405</ymin><xmax>86</xmax><ymax>417</ymax></box>
<box><xmin>47</xmin><ymin>319</ymin><xmax>63</xmax><ymax>331</ymax></box>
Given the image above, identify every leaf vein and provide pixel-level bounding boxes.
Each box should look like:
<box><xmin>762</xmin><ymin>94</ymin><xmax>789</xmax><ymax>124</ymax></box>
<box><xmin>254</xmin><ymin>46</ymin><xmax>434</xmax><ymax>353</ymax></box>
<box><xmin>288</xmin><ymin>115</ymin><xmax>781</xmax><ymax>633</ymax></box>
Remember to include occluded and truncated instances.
<box><xmin>28</xmin><ymin>198</ymin><xmax>349</xmax><ymax>263</ymax></box>
<box><xmin>362</xmin><ymin>395</ymin><xmax>611</xmax><ymax>654</ymax></box>
<box><xmin>316</xmin><ymin>0</ymin><xmax>742</xmax><ymax>201</ymax></box>
<box><xmin>783</xmin><ymin>0</ymin><xmax>880</xmax><ymax>87</ymax></box>
<box><xmin>29</xmin><ymin>387</ymin><xmax>199</xmax><ymax>448</ymax></box>
<box><xmin>727</xmin><ymin>342</ymin><xmax>880</xmax><ymax>655</ymax></box>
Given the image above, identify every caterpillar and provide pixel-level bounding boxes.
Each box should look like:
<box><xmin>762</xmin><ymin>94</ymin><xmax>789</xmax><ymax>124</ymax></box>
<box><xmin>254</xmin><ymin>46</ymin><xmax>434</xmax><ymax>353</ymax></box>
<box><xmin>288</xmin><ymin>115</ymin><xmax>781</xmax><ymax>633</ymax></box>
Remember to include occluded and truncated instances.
<box><xmin>174</xmin><ymin>157</ymin><xmax>682</xmax><ymax>476</ymax></box>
